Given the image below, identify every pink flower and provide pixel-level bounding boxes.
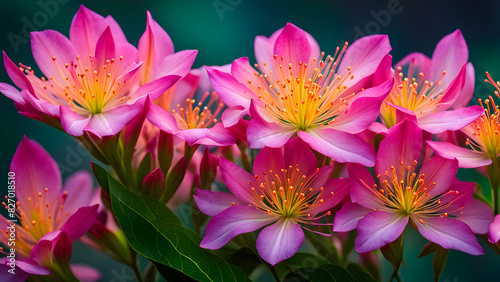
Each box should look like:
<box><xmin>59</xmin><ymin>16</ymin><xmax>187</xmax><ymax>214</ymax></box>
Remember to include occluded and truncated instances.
<box><xmin>147</xmin><ymin>66</ymin><xmax>236</xmax><ymax>147</ymax></box>
<box><xmin>333</xmin><ymin>119</ymin><xmax>493</xmax><ymax>255</ymax></box>
<box><xmin>194</xmin><ymin>137</ymin><xmax>350</xmax><ymax>265</ymax></box>
<box><xmin>489</xmin><ymin>214</ymin><xmax>500</xmax><ymax>243</ymax></box>
<box><xmin>428</xmin><ymin>73</ymin><xmax>500</xmax><ymax>168</ymax></box>
<box><xmin>379</xmin><ymin>30</ymin><xmax>483</xmax><ymax>133</ymax></box>
<box><xmin>206</xmin><ymin>23</ymin><xmax>394</xmax><ymax>166</ymax></box>
<box><xmin>0</xmin><ymin>5</ymin><xmax>180</xmax><ymax>138</ymax></box>
<box><xmin>0</xmin><ymin>137</ymin><xmax>98</xmax><ymax>280</ymax></box>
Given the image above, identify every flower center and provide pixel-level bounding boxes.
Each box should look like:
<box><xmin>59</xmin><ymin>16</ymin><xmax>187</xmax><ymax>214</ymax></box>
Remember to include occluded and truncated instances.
<box><xmin>381</xmin><ymin>66</ymin><xmax>446</xmax><ymax>128</ymax></box>
<box><xmin>244</xmin><ymin>164</ymin><xmax>333</xmax><ymax>222</ymax></box>
<box><xmin>249</xmin><ymin>43</ymin><xmax>356</xmax><ymax>131</ymax></box>
<box><xmin>464</xmin><ymin>72</ymin><xmax>500</xmax><ymax>159</ymax></box>
<box><xmin>171</xmin><ymin>91</ymin><xmax>224</xmax><ymax>129</ymax></box>
<box><xmin>0</xmin><ymin>188</ymin><xmax>70</xmax><ymax>258</ymax></box>
<box><xmin>363</xmin><ymin>161</ymin><xmax>464</xmax><ymax>218</ymax></box>
<box><xmin>22</xmin><ymin>54</ymin><xmax>132</xmax><ymax>115</ymax></box>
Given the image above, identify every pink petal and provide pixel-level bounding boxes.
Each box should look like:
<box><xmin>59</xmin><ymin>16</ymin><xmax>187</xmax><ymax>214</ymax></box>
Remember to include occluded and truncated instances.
<box><xmin>206</xmin><ymin>66</ymin><xmax>253</xmax><ymax>108</ymax></box>
<box><xmin>175</xmin><ymin>128</ymin><xmax>210</xmax><ymax>146</ymax></box>
<box><xmin>62</xmin><ymin>171</ymin><xmax>94</xmax><ymax>215</ymax></box>
<box><xmin>338</xmin><ymin>34</ymin><xmax>392</xmax><ymax>89</ymax></box>
<box><xmin>414</xmin><ymin>216</ymin><xmax>483</xmax><ymax>255</ymax></box>
<box><xmin>427</xmin><ymin>140</ymin><xmax>491</xmax><ymax>168</ymax></box>
<box><xmin>454</xmin><ymin>199</ymin><xmax>494</xmax><ymax>234</ymax></box>
<box><xmin>332</xmin><ymin>78</ymin><xmax>394</xmax><ymax>134</ymax></box>
<box><xmin>419</xmin><ymin>155</ymin><xmax>459</xmax><ymax>198</ymax></box>
<box><xmin>297</xmin><ymin>128</ymin><xmax>376</xmax><ymax>167</ymax></box>
<box><xmin>16</xmin><ymin>259</ymin><xmax>51</xmax><ymax>276</ymax></box>
<box><xmin>71</xmin><ymin>264</ymin><xmax>102</xmax><ymax>282</ymax></box>
<box><xmin>395</xmin><ymin>52</ymin><xmax>431</xmax><ymax>76</ymax></box>
<box><xmin>95</xmin><ymin>27</ymin><xmax>116</xmax><ymax>68</ymax></box>
<box><xmin>104</xmin><ymin>15</ymin><xmax>127</xmax><ymax>43</ymax></box>
<box><xmin>190</xmin><ymin>123</ymin><xmax>236</xmax><ymax>146</ymax></box>
<box><xmin>31</xmin><ymin>30</ymin><xmax>77</xmax><ymax>85</ymax></box>
<box><xmin>84</xmin><ymin>101</ymin><xmax>146</xmax><ymax>138</ymax></box>
<box><xmin>231</xmin><ymin>57</ymin><xmax>259</xmax><ymax>89</ymax></box>
<box><xmin>0</xmin><ymin>82</ymin><xmax>23</xmax><ymax>104</ymax></box>
<box><xmin>193</xmin><ymin>189</ymin><xmax>245</xmax><ymax>217</ymax></box>
<box><xmin>253</xmin><ymin>146</ymin><xmax>285</xmax><ymax>178</ymax></box>
<box><xmin>0</xmin><ymin>263</ymin><xmax>31</xmax><ymax>282</ymax></box>
<box><xmin>219</xmin><ymin>157</ymin><xmax>259</xmax><ymax>204</ymax></box>
<box><xmin>11</xmin><ymin>137</ymin><xmax>61</xmax><ymax>207</ymax></box>
<box><xmin>247</xmin><ymin>100</ymin><xmax>296</xmax><ymax>148</ymax></box>
<box><xmin>348</xmin><ymin>163</ymin><xmax>387</xmax><ymax>210</ymax></box>
<box><xmin>153</xmin><ymin>50</ymin><xmax>198</xmax><ymax>79</ymax></box>
<box><xmin>488</xmin><ymin>214</ymin><xmax>500</xmax><ymax>243</ymax></box>
<box><xmin>307</xmin><ymin>178</ymin><xmax>350</xmax><ymax>215</ymax></box>
<box><xmin>274</xmin><ymin>23</ymin><xmax>311</xmax><ymax>73</ymax></box>
<box><xmin>61</xmin><ymin>205</ymin><xmax>99</xmax><ymax>241</ymax></box>
<box><xmin>200</xmin><ymin>205</ymin><xmax>277</xmax><ymax>249</ymax></box>
<box><xmin>355</xmin><ymin>211</ymin><xmax>408</xmax><ymax>253</ymax></box>
<box><xmin>435</xmin><ymin>64</ymin><xmax>467</xmax><ymax>111</ymax></box>
<box><xmin>221</xmin><ymin>105</ymin><xmax>248</xmax><ymax>128</ymax></box>
<box><xmin>372</xmin><ymin>54</ymin><xmax>394</xmax><ymax>86</ymax></box>
<box><xmin>21</xmin><ymin>90</ymin><xmax>59</xmax><ymax>118</ymax></box>
<box><xmin>451</xmin><ymin>62</ymin><xmax>475</xmax><ymax>109</ymax></box>
<box><xmin>60</xmin><ymin>106</ymin><xmax>91</xmax><ymax>137</ymax></box>
<box><xmin>284</xmin><ymin>137</ymin><xmax>318</xmax><ymax>176</ymax></box>
<box><xmin>147</xmin><ymin>99</ymin><xmax>178</xmax><ymax>134</ymax></box>
<box><xmin>333</xmin><ymin>202</ymin><xmax>371</xmax><ymax>232</ymax></box>
<box><xmin>256</xmin><ymin>219</ymin><xmax>304</xmax><ymax>266</ymax></box>
<box><xmin>70</xmin><ymin>5</ymin><xmax>109</xmax><ymax>56</ymax></box>
<box><xmin>30</xmin><ymin>237</ymin><xmax>54</xmax><ymax>265</ymax></box>
<box><xmin>430</xmin><ymin>30</ymin><xmax>469</xmax><ymax>90</ymax></box>
<box><xmin>3</xmin><ymin>51</ymin><xmax>35</xmax><ymax>95</ymax></box>
<box><xmin>376</xmin><ymin>119</ymin><xmax>422</xmax><ymax>178</ymax></box>
<box><xmin>254</xmin><ymin>27</ymin><xmax>282</xmax><ymax>67</ymax></box>
<box><xmin>417</xmin><ymin>105</ymin><xmax>484</xmax><ymax>134</ymax></box>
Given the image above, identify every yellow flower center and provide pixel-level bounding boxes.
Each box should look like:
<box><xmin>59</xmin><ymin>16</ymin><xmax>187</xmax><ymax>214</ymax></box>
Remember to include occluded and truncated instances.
<box><xmin>171</xmin><ymin>91</ymin><xmax>224</xmax><ymax>129</ymax></box>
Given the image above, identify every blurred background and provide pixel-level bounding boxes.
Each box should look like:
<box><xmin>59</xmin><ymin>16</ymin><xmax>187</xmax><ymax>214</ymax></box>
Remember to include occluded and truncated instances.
<box><xmin>0</xmin><ymin>0</ymin><xmax>499</xmax><ymax>280</ymax></box>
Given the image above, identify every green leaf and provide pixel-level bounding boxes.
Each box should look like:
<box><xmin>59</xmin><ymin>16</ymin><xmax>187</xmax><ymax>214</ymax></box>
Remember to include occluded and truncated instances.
<box><xmin>418</xmin><ymin>242</ymin><xmax>439</xmax><ymax>258</ymax></box>
<box><xmin>275</xmin><ymin>253</ymin><xmax>329</xmax><ymax>279</ymax></box>
<box><xmin>108</xmin><ymin>174</ymin><xmax>250</xmax><ymax>282</ymax></box>
<box><xmin>346</xmin><ymin>263</ymin><xmax>377</xmax><ymax>282</ymax></box>
<box><xmin>283</xmin><ymin>264</ymin><xmax>359</xmax><ymax>282</ymax></box>
<box><xmin>91</xmin><ymin>162</ymin><xmax>110</xmax><ymax>194</ymax></box>
<box><xmin>433</xmin><ymin>246</ymin><xmax>449</xmax><ymax>282</ymax></box>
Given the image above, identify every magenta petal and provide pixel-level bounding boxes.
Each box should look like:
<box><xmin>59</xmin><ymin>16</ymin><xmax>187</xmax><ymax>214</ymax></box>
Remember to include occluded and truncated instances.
<box><xmin>298</xmin><ymin>128</ymin><xmax>376</xmax><ymax>167</ymax></box>
<box><xmin>274</xmin><ymin>23</ymin><xmax>311</xmax><ymax>68</ymax></box>
<box><xmin>307</xmin><ymin>178</ymin><xmax>350</xmax><ymax>215</ymax></box>
<box><xmin>396</xmin><ymin>52</ymin><xmax>431</xmax><ymax>75</ymax></box>
<box><xmin>60</xmin><ymin>106</ymin><xmax>91</xmax><ymax>137</ymax></box>
<box><xmin>418</xmin><ymin>105</ymin><xmax>484</xmax><ymax>134</ymax></box>
<box><xmin>436</xmin><ymin>64</ymin><xmax>467</xmax><ymax>111</ymax></box>
<box><xmin>338</xmin><ymin>34</ymin><xmax>392</xmax><ymax>89</ymax></box>
<box><xmin>70</xmin><ymin>5</ymin><xmax>109</xmax><ymax>56</ymax></box>
<box><xmin>348</xmin><ymin>163</ymin><xmax>387</xmax><ymax>210</ymax></box>
<box><xmin>489</xmin><ymin>214</ymin><xmax>500</xmax><ymax>243</ymax></box>
<box><xmin>71</xmin><ymin>264</ymin><xmax>102</xmax><ymax>282</ymax></box>
<box><xmin>376</xmin><ymin>119</ymin><xmax>422</xmax><ymax>178</ymax></box>
<box><xmin>147</xmin><ymin>100</ymin><xmax>178</xmax><ymax>134</ymax></box>
<box><xmin>247</xmin><ymin>100</ymin><xmax>296</xmax><ymax>148</ymax></box>
<box><xmin>16</xmin><ymin>259</ymin><xmax>50</xmax><ymax>276</ymax></box>
<box><xmin>31</xmin><ymin>30</ymin><xmax>77</xmax><ymax>85</ymax></box>
<box><xmin>206</xmin><ymin>66</ymin><xmax>253</xmax><ymax>108</ymax></box>
<box><xmin>84</xmin><ymin>102</ymin><xmax>145</xmax><ymax>138</ymax></box>
<box><xmin>0</xmin><ymin>82</ymin><xmax>23</xmax><ymax>104</ymax></box>
<box><xmin>0</xmin><ymin>263</ymin><xmax>31</xmax><ymax>282</ymax></box>
<box><xmin>221</xmin><ymin>105</ymin><xmax>248</xmax><ymax>128</ymax></box>
<box><xmin>454</xmin><ymin>199</ymin><xmax>494</xmax><ymax>234</ymax></box>
<box><xmin>61</xmin><ymin>205</ymin><xmax>99</xmax><ymax>241</ymax></box>
<box><xmin>62</xmin><ymin>171</ymin><xmax>94</xmax><ymax>214</ymax></box>
<box><xmin>256</xmin><ymin>219</ymin><xmax>304</xmax><ymax>266</ymax></box>
<box><xmin>254</xmin><ymin>27</ymin><xmax>282</xmax><ymax>67</ymax></box>
<box><xmin>11</xmin><ymin>137</ymin><xmax>62</xmax><ymax>206</ymax></box>
<box><xmin>95</xmin><ymin>27</ymin><xmax>116</xmax><ymax>67</ymax></box>
<box><xmin>176</xmin><ymin>128</ymin><xmax>210</xmax><ymax>147</ymax></box>
<box><xmin>104</xmin><ymin>15</ymin><xmax>127</xmax><ymax>43</ymax></box>
<box><xmin>132</xmin><ymin>74</ymin><xmax>181</xmax><ymax>101</ymax></box>
<box><xmin>332</xmin><ymin>78</ymin><xmax>394</xmax><ymax>134</ymax></box>
<box><xmin>427</xmin><ymin>141</ymin><xmax>491</xmax><ymax>168</ymax></box>
<box><xmin>284</xmin><ymin>137</ymin><xmax>318</xmax><ymax>176</ymax></box>
<box><xmin>253</xmin><ymin>146</ymin><xmax>285</xmax><ymax>178</ymax></box>
<box><xmin>231</xmin><ymin>57</ymin><xmax>259</xmax><ymax>88</ymax></box>
<box><xmin>451</xmin><ymin>62</ymin><xmax>475</xmax><ymax>109</ymax></box>
<box><xmin>194</xmin><ymin>189</ymin><xmax>245</xmax><ymax>217</ymax></box>
<box><xmin>30</xmin><ymin>236</ymin><xmax>54</xmax><ymax>265</ymax></box>
<box><xmin>415</xmin><ymin>216</ymin><xmax>483</xmax><ymax>255</ymax></box>
<box><xmin>200</xmin><ymin>205</ymin><xmax>277</xmax><ymax>249</ymax></box>
<box><xmin>3</xmin><ymin>52</ymin><xmax>36</xmax><ymax>95</ymax></box>
<box><xmin>372</xmin><ymin>54</ymin><xmax>394</xmax><ymax>86</ymax></box>
<box><xmin>154</xmin><ymin>50</ymin><xmax>198</xmax><ymax>79</ymax></box>
<box><xmin>430</xmin><ymin>30</ymin><xmax>469</xmax><ymax>90</ymax></box>
<box><xmin>333</xmin><ymin>202</ymin><xmax>371</xmax><ymax>232</ymax></box>
<box><xmin>355</xmin><ymin>211</ymin><xmax>408</xmax><ymax>253</ymax></box>
<box><xmin>219</xmin><ymin>157</ymin><xmax>259</xmax><ymax>203</ymax></box>
<box><xmin>420</xmin><ymin>156</ymin><xmax>459</xmax><ymax>197</ymax></box>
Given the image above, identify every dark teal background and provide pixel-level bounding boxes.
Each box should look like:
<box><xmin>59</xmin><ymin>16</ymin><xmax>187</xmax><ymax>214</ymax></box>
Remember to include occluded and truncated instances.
<box><xmin>1</xmin><ymin>0</ymin><xmax>499</xmax><ymax>281</ymax></box>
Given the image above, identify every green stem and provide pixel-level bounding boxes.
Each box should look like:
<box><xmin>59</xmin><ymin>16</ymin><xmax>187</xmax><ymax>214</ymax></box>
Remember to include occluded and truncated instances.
<box><xmin>486</xmin><ymin>159</ymin><xmax>500</xmax><ymax>215</ymax></box>
<box><xmin>131</xmin><ymin>257</ymin><xmax>143</xmax><ymax>282</ymax></box>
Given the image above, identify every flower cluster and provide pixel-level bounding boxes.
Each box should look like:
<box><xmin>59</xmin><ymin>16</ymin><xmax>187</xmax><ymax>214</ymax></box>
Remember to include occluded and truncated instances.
<box><xmin>1</xmin><ymin>5</ymin><xmax>499</xmax><ymax>281</ymax></box>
